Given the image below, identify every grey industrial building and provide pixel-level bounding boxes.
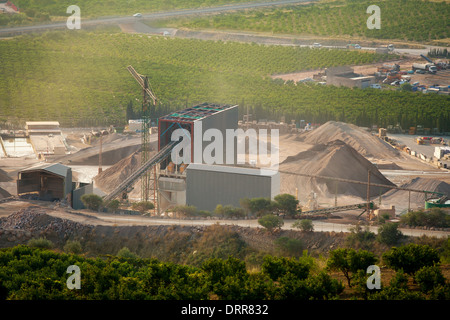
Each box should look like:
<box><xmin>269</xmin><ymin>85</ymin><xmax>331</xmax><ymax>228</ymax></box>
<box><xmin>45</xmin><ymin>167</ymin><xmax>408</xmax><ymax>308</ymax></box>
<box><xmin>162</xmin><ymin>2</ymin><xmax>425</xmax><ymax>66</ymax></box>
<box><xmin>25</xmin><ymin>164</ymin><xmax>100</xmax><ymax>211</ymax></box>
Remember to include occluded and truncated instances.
<box><xmin>326</xmin><ymin>66</ymin><xmax>375</xmax><ymax>89</ymax></box>
<box><xmin>185</xmin><ymin>163</ymin><xmax>280</xmax><ymax>212</ymax></box>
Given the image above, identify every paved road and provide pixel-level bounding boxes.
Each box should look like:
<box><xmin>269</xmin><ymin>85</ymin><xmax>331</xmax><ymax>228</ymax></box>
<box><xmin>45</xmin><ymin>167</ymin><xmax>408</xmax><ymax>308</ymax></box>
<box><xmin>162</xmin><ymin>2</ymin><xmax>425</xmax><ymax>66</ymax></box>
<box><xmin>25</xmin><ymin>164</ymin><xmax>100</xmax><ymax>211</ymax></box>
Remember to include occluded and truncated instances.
<box><xmin>0</xmin><ymin>0</ymin><xmax>315</xmax><ymax>35</ymax></box>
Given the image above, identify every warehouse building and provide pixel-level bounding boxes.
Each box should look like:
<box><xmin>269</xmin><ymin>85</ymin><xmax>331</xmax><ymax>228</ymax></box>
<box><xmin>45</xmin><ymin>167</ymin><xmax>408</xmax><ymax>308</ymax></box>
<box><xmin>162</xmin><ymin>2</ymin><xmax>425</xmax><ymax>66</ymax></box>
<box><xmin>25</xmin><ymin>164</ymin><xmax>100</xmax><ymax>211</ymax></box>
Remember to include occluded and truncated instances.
<box><xmin>326</xmin><ymin>66</ymin><xmax>375</xmax><ymax>89</ymax></box>
<box><xmin>185</xmin><ymin>163</ymin><xmax>280</xmax><ymax>212</ymax></box>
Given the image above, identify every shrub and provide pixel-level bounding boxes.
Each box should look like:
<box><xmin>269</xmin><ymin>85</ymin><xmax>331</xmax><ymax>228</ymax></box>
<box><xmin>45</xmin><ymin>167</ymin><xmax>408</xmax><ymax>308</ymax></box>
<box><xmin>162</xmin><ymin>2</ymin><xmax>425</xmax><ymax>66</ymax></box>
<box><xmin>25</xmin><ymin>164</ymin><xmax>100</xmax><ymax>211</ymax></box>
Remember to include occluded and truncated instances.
<box><xmin>382</xmin><ymin>244</ymin><xmax>440</xmax><ymax>276</ymax></box>
<box><xmin>117</xmin><ymin>247</ymin><xmax>139</xmax><ymax>259</ymax></box>
<box><xmin>27</xmin><ymin>237</ymin><xmax>53</xmax><ymax>249</ymax></box>
<box><xmin>274</xmin><ymin>237</ymin><xmax>303</xmax><ymax>256</ymax></box>
<box><xmin>106</xmin><ymin>199</ymin><xmax>120</xmax><ymax>213</ymax></box>
<box><xmin>377</xmin><ymin>222</ymin><xmax>403</xmax><ymax>245</ymax></box>
<box><xmin>414</xmin><ymin>266</ymin><xmax>446</xmax><ymax>293</ymax></box>
<box><xmin>131</xmin><ymin>201</ymin><xmax>155</xmax><ymax>215</ymax></box>
<box><xmin>63</xmin><ymin>240</ymin><xmax>83</xmax><ymax>254</ymax></box>
<box><xmin>258</xmin><ymin>214</ymin><xmax>284</xmax><ymax>232</ymax></box>
<box><xmin>292</xmin><ymin>219</ymin><xmax>314</xmax><ymax>232</ymax></box>
<box><xmin>274</xmin><ymin>194</ymin><xmax>298</xmax><ymax>217</ymax></box>
<box><xmin>81</xmin><ymin>194</ymin><xmax>103</xmax><ymax>211</ymax></box>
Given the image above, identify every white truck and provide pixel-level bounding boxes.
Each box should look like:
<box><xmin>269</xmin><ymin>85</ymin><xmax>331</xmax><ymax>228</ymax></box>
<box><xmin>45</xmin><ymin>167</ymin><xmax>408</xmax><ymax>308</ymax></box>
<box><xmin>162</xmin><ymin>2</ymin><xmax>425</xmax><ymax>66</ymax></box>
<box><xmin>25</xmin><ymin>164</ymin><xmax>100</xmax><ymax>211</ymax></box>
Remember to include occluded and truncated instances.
<box><xmin>412</xmin><ymin>63</ymin><xmax>437</xmax><ymax>74</ymax></box>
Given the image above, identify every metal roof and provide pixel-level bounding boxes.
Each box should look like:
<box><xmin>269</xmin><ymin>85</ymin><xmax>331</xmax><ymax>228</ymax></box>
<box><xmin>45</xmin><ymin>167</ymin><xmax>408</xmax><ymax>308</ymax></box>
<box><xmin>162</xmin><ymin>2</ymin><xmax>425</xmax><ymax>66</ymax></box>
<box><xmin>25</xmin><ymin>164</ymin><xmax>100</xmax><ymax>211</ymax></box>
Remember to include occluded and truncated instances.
<box><xmin>20</xmin><ymin>163</ymin><xmax>71</xmax><ymax>178</ymax></box>
<box><xmin>159</xmin><ymin>103</ymin><xmax>237</xmax><ymax>122</ymax></box>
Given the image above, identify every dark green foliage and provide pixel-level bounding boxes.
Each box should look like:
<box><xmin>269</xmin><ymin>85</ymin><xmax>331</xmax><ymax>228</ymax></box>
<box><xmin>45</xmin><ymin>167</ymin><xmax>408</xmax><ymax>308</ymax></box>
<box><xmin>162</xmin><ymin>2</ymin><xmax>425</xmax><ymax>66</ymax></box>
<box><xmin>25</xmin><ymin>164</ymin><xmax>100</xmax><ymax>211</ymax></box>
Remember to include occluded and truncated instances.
<box><xmin>172</xmin><ymin>0</ymin><xmax>449</xmax><ymax>43</ymax></box>
<box><xmin>81</xmin><ymin>194</ymin><xmax>103</xmax><ymax>211</ymax></box>
<box><xmin>382</xmin><ymin>244</ymin><xmax>441</xmax><ymax>276</ymax></box>
<box><xmin>274</xmin><ymin>237</ymin><xmax>304</xmax><ymax>257</ymax></box>
<box><xmin>414</xmin><ymin>266</ymin><xmax>446</xmax><ymax>293</ymax></box>
<box><xmin>326</xmin><ymin>248</ymin><xmax>377</xmax><ymax>287</ymax></box>
<box><xmin>377</xmin><ymin>222</ymin><xmax>403</xmax><ymax>245</ymax></box>
<box><xmin>400</xmin><ymin>208</ymin><xmax>450</xmax><ymax>228</ymax></box>
<box><xmin>345</xmin><ymin>224</ymin><xmax>376</xmax><ymax>249</ymax></box>
<box><xmin>258</xmin><ymin>214</ymin><xmax>284</xmax><ymax>232</ymax></box>
<box><xmin>274</xmin><ymin>194</ymin><xmax>299</xmax><ymax>217</ymax></box>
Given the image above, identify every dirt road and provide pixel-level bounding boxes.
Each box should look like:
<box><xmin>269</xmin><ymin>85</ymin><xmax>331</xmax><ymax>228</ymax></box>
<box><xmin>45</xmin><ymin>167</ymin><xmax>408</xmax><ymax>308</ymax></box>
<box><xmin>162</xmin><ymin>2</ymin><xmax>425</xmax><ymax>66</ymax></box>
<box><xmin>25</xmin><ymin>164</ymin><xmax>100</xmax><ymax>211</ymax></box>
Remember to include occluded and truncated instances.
<box><xmin>1</xmin><ymin>200</ymin><xmax>448</xmax><ymax>238</ymax></box>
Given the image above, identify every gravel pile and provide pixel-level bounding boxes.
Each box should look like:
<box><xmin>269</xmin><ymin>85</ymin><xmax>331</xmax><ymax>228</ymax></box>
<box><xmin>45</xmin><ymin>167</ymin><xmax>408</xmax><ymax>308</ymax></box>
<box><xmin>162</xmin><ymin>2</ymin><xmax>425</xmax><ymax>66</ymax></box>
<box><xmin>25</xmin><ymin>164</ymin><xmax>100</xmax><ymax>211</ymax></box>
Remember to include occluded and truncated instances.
<box><xmin>0</xmin><ymin>207</ymin><xmax>94</xmax><ymax>236</ymax></box>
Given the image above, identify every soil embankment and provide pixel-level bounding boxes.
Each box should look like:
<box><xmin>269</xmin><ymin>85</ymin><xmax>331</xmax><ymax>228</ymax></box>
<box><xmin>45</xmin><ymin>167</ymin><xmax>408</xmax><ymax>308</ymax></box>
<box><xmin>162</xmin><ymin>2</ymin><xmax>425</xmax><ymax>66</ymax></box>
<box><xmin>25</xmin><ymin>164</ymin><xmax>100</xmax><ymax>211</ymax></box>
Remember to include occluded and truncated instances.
<box><xmin>0</xmin><ymin>207</ymin><xmax>346</xmax><ymax>264</ymax></box>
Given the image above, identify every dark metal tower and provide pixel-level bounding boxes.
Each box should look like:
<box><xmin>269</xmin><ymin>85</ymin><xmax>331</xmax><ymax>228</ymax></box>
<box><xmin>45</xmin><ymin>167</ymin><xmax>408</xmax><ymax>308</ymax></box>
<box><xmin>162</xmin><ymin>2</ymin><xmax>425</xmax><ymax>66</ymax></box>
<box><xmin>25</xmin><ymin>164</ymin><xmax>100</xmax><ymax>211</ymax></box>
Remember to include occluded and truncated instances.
<box><xmin>126</xmin><ymin>65</ymin><xmax>157</xmax><ymax>203</ymax></box>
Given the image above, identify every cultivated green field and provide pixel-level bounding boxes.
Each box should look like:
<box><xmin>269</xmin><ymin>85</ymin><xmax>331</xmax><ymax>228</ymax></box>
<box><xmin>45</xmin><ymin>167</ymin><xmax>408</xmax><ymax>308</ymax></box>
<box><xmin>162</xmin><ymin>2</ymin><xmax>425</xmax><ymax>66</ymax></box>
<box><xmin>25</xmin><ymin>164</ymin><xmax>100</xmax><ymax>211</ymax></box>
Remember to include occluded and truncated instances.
<box><xmin>0</xmin><ymin>0</ymin><xmax>267</xmax><ymax>26</ymax></box>
<box><xmin>0</xmin><ymin>30</ymin><xmax>449</xmax><ymax>130</ymax></box>
<box><xmin>158</xmin><ymin>0</ymin><xmax>450</xmax><ymax>44</ymax></box>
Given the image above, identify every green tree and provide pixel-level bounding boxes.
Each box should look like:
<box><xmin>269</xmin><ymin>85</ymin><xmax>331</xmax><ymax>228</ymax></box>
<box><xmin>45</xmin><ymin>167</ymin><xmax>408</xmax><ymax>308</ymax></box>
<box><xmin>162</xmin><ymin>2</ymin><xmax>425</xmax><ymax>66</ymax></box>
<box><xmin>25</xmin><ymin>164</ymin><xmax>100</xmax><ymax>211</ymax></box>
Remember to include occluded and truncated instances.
<box><xmin>258</xmin><ymin>214</ymin><xmax>284</xmax><ymax>232</ymax></box>
<box><xmin>292</xmin><ymin>219</ymin><xmax>314</xmax><ymax>232</ymax></box>
<box><xmin>248</xmin><ymin>198</ymin><xmax>275</xmax><ymax>217</ymax></box>
<box><xmin>274</xmin><ymin>194</ymin><xmax>299</xmax><ymax>217</ymax></box>
<box><xmin>326</xmin><ymin>248</ymin><xmax>377</xmax><ymax>287</ymax></box>
<box><xmin>382</xmin><ymin>244</ymin><xmax>441</xmax><ymax>276</ymax></box>
<box><xmin>81</xmin><ymin>194</ymin><xmax>103</xmax><ymax>211</ymax></box>
<box><xmin>377</xmin><ymin>222</ymin><xmax>403</xmax><ymax>245</ymax></box>
<box><xmin>414</xmin><ymin>266</ymin><xmax>446</xmax><ymax>293</ymax></box>
<box><xmin>261</xmin><ymin>255</ymin><xmax>311</xmax><ymax>281</ymax></box>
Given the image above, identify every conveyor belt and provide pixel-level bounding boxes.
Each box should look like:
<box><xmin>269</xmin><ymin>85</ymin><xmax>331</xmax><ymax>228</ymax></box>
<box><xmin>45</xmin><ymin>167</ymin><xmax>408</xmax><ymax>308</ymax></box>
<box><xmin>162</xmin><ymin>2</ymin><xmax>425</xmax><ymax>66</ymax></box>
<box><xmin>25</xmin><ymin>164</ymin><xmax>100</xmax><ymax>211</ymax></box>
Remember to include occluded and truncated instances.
<box><xmin>103</xmin><ymin>140</ymin><xmax>178</xmax><ymax>202</ymax></box>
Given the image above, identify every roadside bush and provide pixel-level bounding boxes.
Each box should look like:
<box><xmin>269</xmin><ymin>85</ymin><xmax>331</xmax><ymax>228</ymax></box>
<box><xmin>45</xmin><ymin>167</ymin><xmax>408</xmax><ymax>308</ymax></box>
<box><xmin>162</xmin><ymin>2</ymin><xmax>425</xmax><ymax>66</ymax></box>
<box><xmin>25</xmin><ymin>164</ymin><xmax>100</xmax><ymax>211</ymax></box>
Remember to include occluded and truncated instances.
<box><xmin>292</xmin><ymin>219</ymin><xmax>314</xmax><ymax>232</ymax></box>
<box><xmin>171</xmin><ymin>205</ymin><xmax>198</xmax><ymax>218</ymax></box>
<box><xmin>258</xmin><ymin>214</ymin><xmax>284</xmax><ymax>232</ymax></box>
<box><xmin>214</xmin><ymin>205</ymin><xmax>246</xmax><ymax>219</ymax></box>
<box><xmin>81</xmin><ymin>194</ymin><xmax>103</xmax><ymax>211</ymax></box>
<box><xmin>274</xmin><ymin>194</ymin><xmax>298</xmax><ymax>217</ymax></box>
<box><xmin>131</xmin><ymin>201</ymin><xmax>155</xmax><ymax>215</ymax></box>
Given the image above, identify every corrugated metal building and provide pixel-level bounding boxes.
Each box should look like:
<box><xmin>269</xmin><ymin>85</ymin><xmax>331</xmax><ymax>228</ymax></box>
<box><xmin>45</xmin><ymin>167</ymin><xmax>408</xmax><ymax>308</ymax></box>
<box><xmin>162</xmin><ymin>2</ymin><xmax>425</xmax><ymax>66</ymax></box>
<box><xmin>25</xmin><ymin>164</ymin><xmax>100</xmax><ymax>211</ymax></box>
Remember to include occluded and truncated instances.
<box><xmin>158</xmin><ymin>103</ymin><xmax>238</xmax><ymax>168</ymax></box>
<box><xmin>186</xmin><ymin>163</ymin><xmax>280</xmax><ymax>212</ymax></box>
<box><xmin>17</xmin><ymin>163</ymin><xmax>72</xmax><ymax>201</ymax></box>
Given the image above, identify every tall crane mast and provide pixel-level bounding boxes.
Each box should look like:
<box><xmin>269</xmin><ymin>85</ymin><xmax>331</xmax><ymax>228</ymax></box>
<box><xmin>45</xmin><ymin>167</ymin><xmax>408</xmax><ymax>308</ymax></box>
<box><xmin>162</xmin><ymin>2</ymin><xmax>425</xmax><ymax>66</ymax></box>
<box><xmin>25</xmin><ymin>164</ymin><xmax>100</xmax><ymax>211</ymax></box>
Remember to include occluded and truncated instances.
<box><xmin>127</xmin><ymin>65</ymin><xmax>157</xmax><ymax>203</ymax></box>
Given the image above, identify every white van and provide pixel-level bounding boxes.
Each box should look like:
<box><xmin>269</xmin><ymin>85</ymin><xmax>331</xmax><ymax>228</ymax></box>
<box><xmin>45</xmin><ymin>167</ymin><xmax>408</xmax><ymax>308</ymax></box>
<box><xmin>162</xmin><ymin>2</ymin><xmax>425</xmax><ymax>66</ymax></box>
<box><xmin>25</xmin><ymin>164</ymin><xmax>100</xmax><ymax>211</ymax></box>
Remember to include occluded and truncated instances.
<box><xmin>370</xmin><ymin>84</ymin><xmax>382</xmax><ymax>89</ymax></box>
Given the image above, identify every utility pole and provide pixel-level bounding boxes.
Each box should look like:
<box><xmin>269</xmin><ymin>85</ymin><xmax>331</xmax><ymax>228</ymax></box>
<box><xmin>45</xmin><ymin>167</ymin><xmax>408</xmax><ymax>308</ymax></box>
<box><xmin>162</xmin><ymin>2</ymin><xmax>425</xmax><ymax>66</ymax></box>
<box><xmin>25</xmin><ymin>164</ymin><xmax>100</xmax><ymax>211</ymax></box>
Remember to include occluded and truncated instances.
<box><xmin>98</xmin><ymin>134</ymin><xmax>102</xmax><ymax>174</ymax></box>
<box><xmin>366</xmin><ymin>170</ymin><xmax>371</xmax><ymax>213</ymax></box>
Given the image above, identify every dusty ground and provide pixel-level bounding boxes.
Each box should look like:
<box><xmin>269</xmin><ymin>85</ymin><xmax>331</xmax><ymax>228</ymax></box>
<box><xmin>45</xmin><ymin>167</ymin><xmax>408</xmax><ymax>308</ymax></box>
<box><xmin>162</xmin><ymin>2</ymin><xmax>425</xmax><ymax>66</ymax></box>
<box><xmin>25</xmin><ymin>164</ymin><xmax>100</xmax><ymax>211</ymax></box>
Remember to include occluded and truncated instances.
<box><xmin>272</xmin><ymin>56</ymin><xmax>450</xmax><ymax>87</ymax></box>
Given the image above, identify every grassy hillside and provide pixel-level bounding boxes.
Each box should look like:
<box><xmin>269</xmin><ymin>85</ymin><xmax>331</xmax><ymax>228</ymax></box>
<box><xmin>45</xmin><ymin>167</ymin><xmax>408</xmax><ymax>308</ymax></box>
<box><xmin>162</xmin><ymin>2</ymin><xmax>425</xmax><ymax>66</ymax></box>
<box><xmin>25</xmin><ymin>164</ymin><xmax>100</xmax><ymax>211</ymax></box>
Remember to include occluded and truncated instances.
<box><xmin>159</xmin><ymin>0</ymin><xmax>450</xmax><ymax>44</ymax></box>
<box><xmin>0</xmin><ymin>30</ymin><xmax>449</xmax><ymax>130</ymax></box>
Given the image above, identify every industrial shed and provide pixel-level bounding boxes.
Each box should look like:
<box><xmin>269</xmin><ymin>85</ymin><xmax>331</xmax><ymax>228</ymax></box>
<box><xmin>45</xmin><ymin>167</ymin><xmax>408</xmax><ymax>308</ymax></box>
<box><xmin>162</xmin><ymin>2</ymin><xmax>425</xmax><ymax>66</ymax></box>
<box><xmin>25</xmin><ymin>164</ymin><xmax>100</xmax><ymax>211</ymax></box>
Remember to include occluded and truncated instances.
<box><xmin>17</xmin><ymin>163</ymin><xmax>72</xmax><ymax>201</ymax></box>
<box><xmin>186</xmin><ymin>163</ymin><xmax>280</xmax><ymax>212</ymax></box>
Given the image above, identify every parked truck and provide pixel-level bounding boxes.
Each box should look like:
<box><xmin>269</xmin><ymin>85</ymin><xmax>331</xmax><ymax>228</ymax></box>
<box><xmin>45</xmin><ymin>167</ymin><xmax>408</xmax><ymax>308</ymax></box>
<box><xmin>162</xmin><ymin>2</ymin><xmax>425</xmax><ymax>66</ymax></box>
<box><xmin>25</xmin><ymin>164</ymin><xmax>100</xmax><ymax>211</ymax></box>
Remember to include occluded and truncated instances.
<box><xmin>412</xmin><ymin>63</ymin><xmax>437</xmax><ymax>74</ymax></box>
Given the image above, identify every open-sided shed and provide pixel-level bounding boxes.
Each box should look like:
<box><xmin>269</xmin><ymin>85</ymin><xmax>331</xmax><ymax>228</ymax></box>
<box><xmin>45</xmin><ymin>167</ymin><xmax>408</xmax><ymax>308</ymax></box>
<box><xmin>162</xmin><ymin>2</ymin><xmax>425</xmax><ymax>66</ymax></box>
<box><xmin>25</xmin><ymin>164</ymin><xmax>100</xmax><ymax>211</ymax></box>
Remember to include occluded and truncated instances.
<box><xmin>17</xmin><ymin>163</ymin><xmax>72</xmax><ymax>201</ymax></box>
